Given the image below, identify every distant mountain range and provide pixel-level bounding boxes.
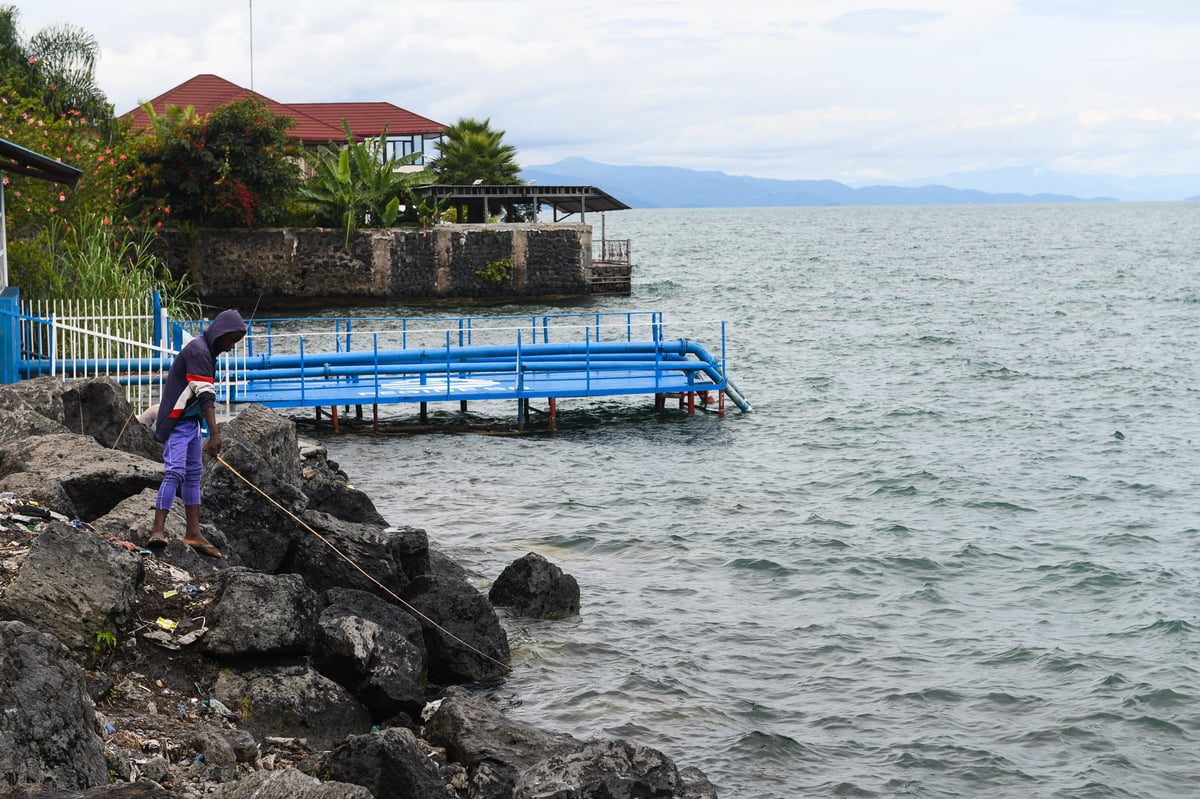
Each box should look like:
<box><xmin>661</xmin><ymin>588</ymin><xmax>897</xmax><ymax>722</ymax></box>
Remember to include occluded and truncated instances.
<box><xmin>520</xmin><ymin>158</ymin><xmax>1200</xmax><ymax>208</ymax></box>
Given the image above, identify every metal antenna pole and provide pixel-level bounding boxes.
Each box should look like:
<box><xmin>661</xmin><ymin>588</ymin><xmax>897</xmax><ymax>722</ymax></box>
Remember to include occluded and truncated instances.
<box><xmin>249</xmin><ymin>0</ymin><xmax>255</xmax><ymax>90</ymax></box>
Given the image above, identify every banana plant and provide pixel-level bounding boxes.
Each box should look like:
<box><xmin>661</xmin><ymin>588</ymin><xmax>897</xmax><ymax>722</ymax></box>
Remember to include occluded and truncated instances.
<box><xmin>299</xmin><ymin>120</ymin><xmax>425</xmax><ymax>247</ymax></box>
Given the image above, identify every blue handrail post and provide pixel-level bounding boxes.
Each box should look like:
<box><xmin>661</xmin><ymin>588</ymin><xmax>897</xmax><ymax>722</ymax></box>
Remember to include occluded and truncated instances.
<box><xmin>0</xmin><ymin>285</ymin><xmax>20</xmax><ymax>384</ymax></box>
<box><xmin>516</xmin><ymin>327</ymin><xmax>523</xmax><ymax>394</ymax></box>
<box><xmin>151</xmin><ymin>291</ymin><xmax>163</xmax><ymax>349</ymax></box>
<box><xmin>516</xmin><ymin>327</ymin><xmax>524</xmax><ymax>427</ymax></box>
<box><xmin>721</xmin><ymin>321</ymin><xmax>727</xmax><ymax>385</ymax></box>
<box><xmin>373</xmin><ymin>333</ymin><xmax>380</xmax><ymax>408</ymax></box>
<box><xmin>299</xmin><ymin>336</ymin><xmax>306</xmax><ymax>406</ymax></box>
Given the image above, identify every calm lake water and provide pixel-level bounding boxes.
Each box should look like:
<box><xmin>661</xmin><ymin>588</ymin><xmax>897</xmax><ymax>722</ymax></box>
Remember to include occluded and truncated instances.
<box><xmin>318</xmin><ymin>203</ymin><xmax>1200</xmax><ymax>798</ymax></box>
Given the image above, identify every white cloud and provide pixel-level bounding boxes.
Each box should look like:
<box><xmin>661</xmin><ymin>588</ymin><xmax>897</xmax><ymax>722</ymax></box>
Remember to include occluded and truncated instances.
<box><xmin>13</xmin><ymin>0</ymin><xmax>1200</xmax><ymax>182</ymax></box>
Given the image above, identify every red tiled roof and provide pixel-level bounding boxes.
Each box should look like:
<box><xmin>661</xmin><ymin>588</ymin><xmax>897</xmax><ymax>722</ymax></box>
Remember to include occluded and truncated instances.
<box><xmin>291</xmin><ymin>102</ymin><xmax>445</xmax><ymax>138</ymax></box>
<box><xmin>122</xmin><ymin>74</ymin><xmax>444</xmax><ymax>144</ymax></box>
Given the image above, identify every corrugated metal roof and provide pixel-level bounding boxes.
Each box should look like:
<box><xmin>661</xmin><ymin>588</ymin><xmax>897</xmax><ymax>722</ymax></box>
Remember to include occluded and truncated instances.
<box><xmin>414</xmin><ymin>184</ymin><xmax>631</xmax><ymax>214</ymax></box>
<box><xmin>121</xmin><ymin>74</ymin><xmax>442</xmax><ymax>144</ymax></box>
<box><xmin>0</xmin><ymin>137</ymin><xmax>82</xmax><ymax>187</ymax></box>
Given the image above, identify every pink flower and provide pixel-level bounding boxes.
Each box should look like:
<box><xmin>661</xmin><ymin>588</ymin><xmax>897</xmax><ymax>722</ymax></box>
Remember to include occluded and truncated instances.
<box><xmin>58</xmin><ymin>193</ymin><xmax>65</xmax><ymax>201</ymax></box>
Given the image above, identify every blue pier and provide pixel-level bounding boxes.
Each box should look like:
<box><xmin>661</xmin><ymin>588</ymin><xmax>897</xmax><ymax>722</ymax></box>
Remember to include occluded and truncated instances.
<box><xmin>4</xmin><ymin>305</ymin><xmax>752</xmax><ymax>427</ymax></box>
<box><xmin>212</xmin><ymin>311</ymin><xmax>753</xmax><ymax>425</ymax></box>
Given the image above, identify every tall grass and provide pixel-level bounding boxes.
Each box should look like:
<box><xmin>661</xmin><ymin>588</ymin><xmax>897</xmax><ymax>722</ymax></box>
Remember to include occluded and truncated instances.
<box><xmin>28</xmin><ymin>214</ymin><xmax>200</xmax><ymax>318</ymax></box>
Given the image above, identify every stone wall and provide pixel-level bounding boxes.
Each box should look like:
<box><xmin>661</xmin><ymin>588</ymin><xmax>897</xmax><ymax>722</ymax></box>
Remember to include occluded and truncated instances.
<box><xmin>155</xmin><ymin>224</ymin><xmax>605</xmax><ymax>309</ymax></box>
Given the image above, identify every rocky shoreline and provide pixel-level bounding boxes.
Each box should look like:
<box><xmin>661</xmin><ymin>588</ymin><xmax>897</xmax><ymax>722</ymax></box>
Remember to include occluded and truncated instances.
<box><xmin>0</xmin><ymin>378</ymin><xmax>717</xmax><ymax>798</ymax></box>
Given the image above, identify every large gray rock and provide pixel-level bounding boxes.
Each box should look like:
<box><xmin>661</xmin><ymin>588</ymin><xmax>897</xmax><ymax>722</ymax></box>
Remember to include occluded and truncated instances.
<box><xmin>201</xmin><ymin>568</ymin><xmax>321</xmax><ymax>658</ymax></box>
<box><xmin>0</xmin><ymin>433</ymin><xmax>161</xmax><ymax>521</ymax></box>
<box><xmin>0</xmin><ymin>621</ymin><xmax>108</xmax><ymax>789</ymax></box>
<box><xmin>201</xmin><ymin>404</ymin><xmax>307</xmax><ymax>572</ymax></box>
<box><xmin>92</xmin><ymin>488</ymin><xmax>226</xmax><ymax>575</ymax></box>
<box><xmin>300</xmin><ymin>440</ymin><xmax>387</xmax><ymax>526</ymax></box>
<box><xmin>61</xmin><ymin>377</ymin><xmax>162</xmax><ymax>461</ymax></box>
<box><xmin>514</xmin><ymin>739</ymin><xmax>687</xmax><ymax>799</ymax></box>
<box><xmin>488</xmin><ymin>552</ymin><xmax>580</xmax><ymax>619</ymax></box>
<box><xmin>328</xmin><ymin>727</ymin><xmax>446</xmax><ymax>799</ymax></box>
<box><xmin>0</xmin><ymin>521</ymin><xmax>143</xmax><ymax>652</ymax></box>
<box><xmin>216</xmin><ymin>767</ymin><xmax>375</xmax><ymax>799</ymax></box>
<box><xmin>0</xmin><ymin>376</ymin><xmax>67</xmax><ymax>425</ymax></box>
<box><xmin>214</xmin><ymin>662</ymin><xmax>373</xmax><ymax>750</ymax></box>
<box><xmin>0</xmin><ymin>783</ymin><xmax>173</xmax><ymax>798</ymax></box>
<box><xmin>313</xmin><ymin>588</ymin><xmax>427</xmax><ymax>722</ymax></box>
<box><xmin>284</xmin><ymin>510</ymin><xmax>410</xmax><ymax>597</ymax></box>
<box><xmin>402</xmin><ymin>560</ymin><xmax>511</xmax><ymax>684</ymax></box>
<box><xmin>0</xmin><ymin>405</ymin><xmax>69</xmax><ymax>447</ymax></box>
<box><xmin>424</xmin><ymin>686</ymin><xmax>576</xmax><ymax>771</ymax></box>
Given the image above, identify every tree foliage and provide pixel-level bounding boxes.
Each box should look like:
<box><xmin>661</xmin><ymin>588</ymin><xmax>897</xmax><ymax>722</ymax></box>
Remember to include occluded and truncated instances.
<box><xmin>0</xmin><ymin>5</ymin><xmax>111</xmax><ymax>124</ymax></box>
<box><xmin>429</xmin><ymin>117</ymin><xmax>522</xmax><ymax>186</ymax></box>
<box><xmin>125</xmin><ymin>98</ymin><xmax>302</xmax><ymax>228</ymax></box>
<box><xmin>0</xmin><ymin>82</ymin><xmax>155</xmax><ymax>297</ymax></box>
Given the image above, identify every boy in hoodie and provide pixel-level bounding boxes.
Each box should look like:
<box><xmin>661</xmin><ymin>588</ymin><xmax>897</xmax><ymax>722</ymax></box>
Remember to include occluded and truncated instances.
<box><xmin>147</xmin><ymin>309</ymin><xmax>247</xmax><ymax>558</ymax></box>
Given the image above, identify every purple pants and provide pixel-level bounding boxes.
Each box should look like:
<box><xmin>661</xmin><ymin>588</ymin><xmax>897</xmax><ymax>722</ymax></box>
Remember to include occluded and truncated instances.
<box><xmin>156</xmin><ymin>419</ymin><xmax>202</xmax><ymax>510</ymax></box>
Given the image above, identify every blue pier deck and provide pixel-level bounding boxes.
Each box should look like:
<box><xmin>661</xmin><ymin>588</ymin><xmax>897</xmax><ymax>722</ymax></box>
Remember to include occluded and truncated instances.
<box><xmin>9</xmin><ymin>308</ymin><xmax>752</xmax><ymax>425</ymax></box>
<box><xmin>209</xmin><ymin>311</ymin><xmax>753</xmax><ymax>420</ymax></box>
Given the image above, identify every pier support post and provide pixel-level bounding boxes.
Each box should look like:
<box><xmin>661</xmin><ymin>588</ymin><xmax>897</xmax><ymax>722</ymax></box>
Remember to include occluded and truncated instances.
<box><xmin>549</xmin><ymin>397</ymin><xmax>557</xmax><ymax>431</ymax></box>
<box><xmin>419</xmin><ymin>402</ymin><xmax>428</xmax><ymax>424</ymax></box>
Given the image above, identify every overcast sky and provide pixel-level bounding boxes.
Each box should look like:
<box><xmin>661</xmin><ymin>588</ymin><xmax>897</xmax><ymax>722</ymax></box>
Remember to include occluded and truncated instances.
<box><xmin>15</xmin><ymin>1</ymin><xmax>1200</xmax><ymax>184</ymax></box>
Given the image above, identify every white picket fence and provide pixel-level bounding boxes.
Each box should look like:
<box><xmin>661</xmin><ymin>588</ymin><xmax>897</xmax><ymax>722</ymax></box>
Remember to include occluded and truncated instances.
<box><xmin>18</xmin><ymin>294</ymin><xmax>175</xmax><ymax>414</ymax></box>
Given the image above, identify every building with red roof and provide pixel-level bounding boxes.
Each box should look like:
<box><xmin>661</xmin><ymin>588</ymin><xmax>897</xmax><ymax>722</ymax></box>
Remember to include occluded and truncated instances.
<box><xmin>123</xmin><ymin>74</ymin><xmax>446</xmax><ymax>165</ymax></box>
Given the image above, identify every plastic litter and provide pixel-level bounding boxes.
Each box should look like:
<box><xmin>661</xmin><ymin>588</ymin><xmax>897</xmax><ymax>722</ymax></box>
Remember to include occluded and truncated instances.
<box><xmin>162</xmin><ymin>589</ymin><xmax>178</xmax><ymax>599</ymax></box>
<box><xmin>206</xmin><ymin>697</ymin><xmax>237</xmax><ymax>719</ymax></box>
<box><xmin>155</xmin><ymin>617</ymin><xmax>178</xmax><ymax>632</ymax></box>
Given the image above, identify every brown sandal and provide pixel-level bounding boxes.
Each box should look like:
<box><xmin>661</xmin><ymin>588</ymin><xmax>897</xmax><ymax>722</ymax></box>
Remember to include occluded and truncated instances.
<box><xmin>187</xmin><ymin>541</ymin><xmax>222</xmax><ymax>558</ymax></box>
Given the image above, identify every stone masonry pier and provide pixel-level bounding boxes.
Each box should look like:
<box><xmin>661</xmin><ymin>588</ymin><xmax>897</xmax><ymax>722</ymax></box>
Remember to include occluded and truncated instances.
<box><xmin>155</xmin><ymin>224</ymin><xmax>630</xmax><ymax>310</ymax></box>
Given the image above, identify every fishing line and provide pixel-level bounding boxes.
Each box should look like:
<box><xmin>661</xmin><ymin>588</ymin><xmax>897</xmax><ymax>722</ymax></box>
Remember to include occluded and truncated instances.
<box><xmin>214</xmin><ymin>453</ymin><xmax>511</xmax><ymax>673</ymax></box>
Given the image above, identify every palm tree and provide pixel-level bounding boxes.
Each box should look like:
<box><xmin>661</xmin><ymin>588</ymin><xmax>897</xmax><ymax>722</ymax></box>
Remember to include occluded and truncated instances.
<box><xmin>430</xmin><ymin>117</ymin><xmax>522</xmax><ymax>185</ymax></box>
<box><xmin>0</xmin><ymin>5</ymin><xmax>111</xmax><ymax>121</ymax></box>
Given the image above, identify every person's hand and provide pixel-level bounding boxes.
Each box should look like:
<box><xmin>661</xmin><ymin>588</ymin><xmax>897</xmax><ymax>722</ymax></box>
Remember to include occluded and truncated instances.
<box><xmin>203</xmin><ymin>432</ymin><xmax>222</xmax><ymax>458</ymax></box>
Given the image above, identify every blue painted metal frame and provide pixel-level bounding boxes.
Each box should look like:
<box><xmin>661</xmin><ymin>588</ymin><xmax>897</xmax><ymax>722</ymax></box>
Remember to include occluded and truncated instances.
<box><xmin>215</xmin><ymin>311</ymin><xmax>750</xmax><ymax>412</ymax></box>
<box><xmin>12</xmin><ymin>308</ymin><xmax>753</xmax><ymax>412</ymax></box>
<box><xmin>0</xmin><ymin>286</ymin><xmax>20</xmax><ymax>384</ymax></box>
